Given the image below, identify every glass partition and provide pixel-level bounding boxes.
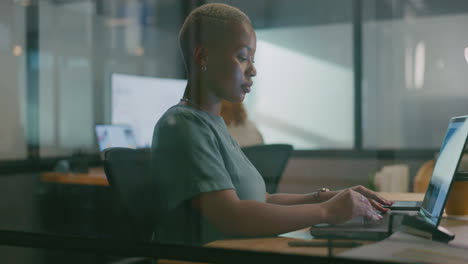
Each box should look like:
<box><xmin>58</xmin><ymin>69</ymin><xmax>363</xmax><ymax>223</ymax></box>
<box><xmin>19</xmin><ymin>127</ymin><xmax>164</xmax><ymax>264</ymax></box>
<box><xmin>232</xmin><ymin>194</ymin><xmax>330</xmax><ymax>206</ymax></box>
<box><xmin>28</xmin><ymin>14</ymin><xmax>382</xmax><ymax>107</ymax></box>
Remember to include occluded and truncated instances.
<box><xmin>2</xmin><ymin>1</ymin><xmax>468</xmax><ymax>263</ymax></box>
<box><xmin>362</xmin><ymin>0</ymin><xmax>468</xmax><ymax>149</ymax></box>
<box><xmin>210</xmin><ymin>0</ymin><xmax>355</xmax><ymax>150</ymax></box>
<box><xmin>0</xmin><ymin>1</ymin><xmax>27</xmax><ymax>160</ymax></box>
<box><xmin>38</xmin><ymin>0</ymin><xmax>184</xmax><ymax>157</ymax></box>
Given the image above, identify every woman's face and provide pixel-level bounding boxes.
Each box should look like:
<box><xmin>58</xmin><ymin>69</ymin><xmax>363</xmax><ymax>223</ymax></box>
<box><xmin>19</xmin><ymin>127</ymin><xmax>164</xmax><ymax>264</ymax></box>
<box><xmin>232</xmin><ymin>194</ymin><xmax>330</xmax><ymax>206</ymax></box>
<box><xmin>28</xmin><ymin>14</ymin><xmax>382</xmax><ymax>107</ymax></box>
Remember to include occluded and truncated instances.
<box><xmin>205</xmin><ymin>21</ymin><xmax>257</xmax><ymax>103</ymax></box>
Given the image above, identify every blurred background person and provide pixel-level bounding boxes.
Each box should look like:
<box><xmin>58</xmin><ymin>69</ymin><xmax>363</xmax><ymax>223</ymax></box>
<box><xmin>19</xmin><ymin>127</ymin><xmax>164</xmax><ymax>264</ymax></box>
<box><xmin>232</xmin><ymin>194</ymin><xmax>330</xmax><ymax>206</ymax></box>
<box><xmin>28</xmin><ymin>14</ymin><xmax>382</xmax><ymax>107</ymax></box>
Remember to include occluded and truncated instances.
<box><xmin>220</xmin><ymin>100</ymin><xmax>264</xmax><ymax>147</ymax></box>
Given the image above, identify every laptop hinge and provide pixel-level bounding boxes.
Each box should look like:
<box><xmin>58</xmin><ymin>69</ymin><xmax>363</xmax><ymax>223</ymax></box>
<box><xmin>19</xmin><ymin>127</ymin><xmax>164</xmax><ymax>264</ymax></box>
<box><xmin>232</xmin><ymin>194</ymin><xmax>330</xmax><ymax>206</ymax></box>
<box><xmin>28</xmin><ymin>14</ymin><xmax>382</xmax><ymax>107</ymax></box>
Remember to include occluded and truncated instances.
<box><xmin>400</xmin><ymin>214</ymin><xmax>455</xmax><ymax>243</ymax></box>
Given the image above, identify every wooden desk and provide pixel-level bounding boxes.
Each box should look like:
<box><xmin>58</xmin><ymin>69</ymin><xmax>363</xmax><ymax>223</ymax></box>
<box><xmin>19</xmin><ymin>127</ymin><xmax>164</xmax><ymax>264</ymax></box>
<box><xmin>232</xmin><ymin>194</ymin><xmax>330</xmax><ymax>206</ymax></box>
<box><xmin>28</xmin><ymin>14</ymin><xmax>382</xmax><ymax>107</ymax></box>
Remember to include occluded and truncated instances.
<box><xmin>41</xmin><ymin>167</ymin><xmax>109</xmax><ymax>186</ymax></box>
<box><xmin>158</xmin><ymin>192</ymin><xmax>440</xmax><ymax>264</ymax></box>
<box><xmin>38</xmin><ymin>172</ymin><xmax>468</xmax><ymax>261</ymax></box>
<box><xmin>205</xmin><ymin>192</ymin><xmax>428</xmax><ymax>257</ymax></box>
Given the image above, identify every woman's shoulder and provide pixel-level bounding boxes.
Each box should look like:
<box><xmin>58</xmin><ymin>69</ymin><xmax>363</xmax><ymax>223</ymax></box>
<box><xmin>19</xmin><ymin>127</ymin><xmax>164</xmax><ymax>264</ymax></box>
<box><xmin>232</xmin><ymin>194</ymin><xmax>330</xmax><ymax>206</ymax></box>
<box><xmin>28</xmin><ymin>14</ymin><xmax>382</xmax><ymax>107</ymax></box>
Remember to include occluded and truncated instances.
<box><xmin>160</xmin><ymin>105</ymin><xmax>203</xmax><ymax>122</ymax></box>
<box><xmin>160</xmin><ymin>104</ymin><xmax>193</xmax><ymax>121</ymax></box>
<box><xmin>152</xmin><ymin>105</ymin><xmax>224</xmax><ymax>149</ymax></box>
<box><xmin>157</xmin><ymin>105</ymin><xmax>221</xmax><ymax>132</ymax></box>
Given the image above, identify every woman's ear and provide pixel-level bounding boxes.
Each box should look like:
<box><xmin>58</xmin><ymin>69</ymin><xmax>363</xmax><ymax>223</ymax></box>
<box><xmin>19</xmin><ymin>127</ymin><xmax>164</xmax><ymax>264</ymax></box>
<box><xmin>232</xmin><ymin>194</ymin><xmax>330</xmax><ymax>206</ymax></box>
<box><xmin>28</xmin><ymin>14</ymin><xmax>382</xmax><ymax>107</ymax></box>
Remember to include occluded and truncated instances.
<box><xmin>194</xmin><ymin>45</ymin><xmax>209</xmax><ymax>68</ymax></box>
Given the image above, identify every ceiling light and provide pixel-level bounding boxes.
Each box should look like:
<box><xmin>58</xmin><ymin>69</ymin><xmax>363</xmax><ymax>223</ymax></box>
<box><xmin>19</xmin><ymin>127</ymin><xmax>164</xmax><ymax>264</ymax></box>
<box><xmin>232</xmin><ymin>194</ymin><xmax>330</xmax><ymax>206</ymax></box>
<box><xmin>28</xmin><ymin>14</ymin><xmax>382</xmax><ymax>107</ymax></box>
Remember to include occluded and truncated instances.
<box><xmin>464</xmin><ymin>47</ymin><xmax>468</xmax><ymax>64</ymax></box>
<box><xmin>12</xmin><ymin>45</ymin><xmax>23</xmax><ymax>56</ymax></box>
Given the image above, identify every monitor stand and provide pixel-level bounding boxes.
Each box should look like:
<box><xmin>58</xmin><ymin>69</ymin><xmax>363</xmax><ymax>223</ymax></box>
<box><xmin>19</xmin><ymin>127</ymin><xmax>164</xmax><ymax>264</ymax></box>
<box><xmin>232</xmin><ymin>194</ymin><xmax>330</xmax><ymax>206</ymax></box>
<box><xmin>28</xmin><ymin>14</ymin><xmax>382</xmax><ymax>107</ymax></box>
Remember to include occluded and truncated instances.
<box><xmin>401</xmin><ymin>214</ymin><xmax>455</xmax><ymax>243</ymax></box>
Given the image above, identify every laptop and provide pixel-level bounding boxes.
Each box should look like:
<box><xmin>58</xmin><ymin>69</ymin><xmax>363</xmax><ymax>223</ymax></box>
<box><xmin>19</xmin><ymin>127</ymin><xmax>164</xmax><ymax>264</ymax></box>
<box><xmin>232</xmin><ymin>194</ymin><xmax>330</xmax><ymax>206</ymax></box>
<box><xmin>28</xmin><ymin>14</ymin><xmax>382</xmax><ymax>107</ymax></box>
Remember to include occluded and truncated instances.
<box><xmin>310</xmin><ymin>116</ymin><xmax>468</xmax><ymax>241</ymax></box>
<box><xmin>383</xmin><ymin>200</ymin><xmax>421</xmax><ymax>210</ymax></box>
<box><xmin>95</xmin><ymin>124</ymin><xmax>138</xmax><ymax>151</ymax></box>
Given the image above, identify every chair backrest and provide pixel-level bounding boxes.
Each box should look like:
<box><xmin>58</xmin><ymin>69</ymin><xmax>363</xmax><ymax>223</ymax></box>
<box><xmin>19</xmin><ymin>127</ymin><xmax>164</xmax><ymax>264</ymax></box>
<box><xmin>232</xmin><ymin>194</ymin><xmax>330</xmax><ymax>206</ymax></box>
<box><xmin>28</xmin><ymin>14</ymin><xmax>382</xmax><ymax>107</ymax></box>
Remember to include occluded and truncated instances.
<box><xmin>241</xmin><ymin>144</ymin><xmax>293</xmax><ymax>194</ymax></box>
<box><xmin>103</xmin><ymin>147</ymin><xmax>156</xmax><ymax>242</ymax></box>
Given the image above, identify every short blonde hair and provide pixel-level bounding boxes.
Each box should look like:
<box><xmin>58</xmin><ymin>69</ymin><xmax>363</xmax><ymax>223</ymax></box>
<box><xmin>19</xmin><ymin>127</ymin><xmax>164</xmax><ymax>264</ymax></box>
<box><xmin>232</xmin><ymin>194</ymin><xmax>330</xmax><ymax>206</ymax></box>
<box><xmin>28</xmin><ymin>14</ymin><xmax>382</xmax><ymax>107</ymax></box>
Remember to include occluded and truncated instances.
<box><xmin>179</xmin><ymin>3</ymin><xmax>251</xmax><ymax>72</ymax></box>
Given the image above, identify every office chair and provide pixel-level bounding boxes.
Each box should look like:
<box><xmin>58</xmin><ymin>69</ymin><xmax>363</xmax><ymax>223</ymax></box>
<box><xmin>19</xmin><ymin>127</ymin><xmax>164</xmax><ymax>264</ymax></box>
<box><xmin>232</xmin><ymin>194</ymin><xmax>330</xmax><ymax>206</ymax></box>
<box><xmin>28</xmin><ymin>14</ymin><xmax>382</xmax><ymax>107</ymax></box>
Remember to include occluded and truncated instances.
<box><xmin>103</xmin><ymin>147</ymin><xmax>156</xmax><ymax>242</ymax></box>
<box><xmin>241</xmin><ymin>144</ymin><xmax>293</xmax><ymax>194</ymax></box>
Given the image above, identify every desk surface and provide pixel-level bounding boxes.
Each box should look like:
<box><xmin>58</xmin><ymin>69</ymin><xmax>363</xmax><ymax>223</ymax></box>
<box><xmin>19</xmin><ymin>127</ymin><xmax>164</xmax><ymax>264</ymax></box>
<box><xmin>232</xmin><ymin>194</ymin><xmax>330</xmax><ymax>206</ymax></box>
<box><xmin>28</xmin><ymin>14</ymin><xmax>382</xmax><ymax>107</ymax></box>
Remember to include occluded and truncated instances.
<box><xmin>205</xmin><ymin>192</ymin><xmax>468</xmax><ymax>257</ymax></box>
<box><xmin>41</xmin><ymin>167</ymin><xmax>109</xmax><ymax>186</ymax></box>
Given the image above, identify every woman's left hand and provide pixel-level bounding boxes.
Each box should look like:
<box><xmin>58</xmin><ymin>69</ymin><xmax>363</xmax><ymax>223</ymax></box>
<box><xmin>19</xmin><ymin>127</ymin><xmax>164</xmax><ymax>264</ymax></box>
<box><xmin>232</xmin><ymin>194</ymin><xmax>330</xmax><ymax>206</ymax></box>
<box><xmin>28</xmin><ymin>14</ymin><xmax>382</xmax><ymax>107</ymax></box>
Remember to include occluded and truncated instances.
<box><xmin>351</xmin><ymin>185</ymin><xmax>393</xmax><ymax>212</ymax></box>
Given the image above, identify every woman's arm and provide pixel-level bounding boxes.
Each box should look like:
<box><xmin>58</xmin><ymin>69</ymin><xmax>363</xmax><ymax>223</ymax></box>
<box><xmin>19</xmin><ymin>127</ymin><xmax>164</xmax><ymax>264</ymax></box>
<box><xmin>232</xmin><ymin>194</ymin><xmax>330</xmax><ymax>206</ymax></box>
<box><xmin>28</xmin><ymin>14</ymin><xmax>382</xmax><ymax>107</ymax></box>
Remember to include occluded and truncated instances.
<box><xmin>192</xmin><ymin>188</ymin><xmax>380</xmax><ymax>237</ymax></box>
<box><xmin>265</xmin><ymin>191</ymin><xmax>339</xmax><ymax>205</ymax></box>
<box><xmin>266</xmin><ymin>185</ymin><xmax>392</xmax><ymax>211</ymax></box>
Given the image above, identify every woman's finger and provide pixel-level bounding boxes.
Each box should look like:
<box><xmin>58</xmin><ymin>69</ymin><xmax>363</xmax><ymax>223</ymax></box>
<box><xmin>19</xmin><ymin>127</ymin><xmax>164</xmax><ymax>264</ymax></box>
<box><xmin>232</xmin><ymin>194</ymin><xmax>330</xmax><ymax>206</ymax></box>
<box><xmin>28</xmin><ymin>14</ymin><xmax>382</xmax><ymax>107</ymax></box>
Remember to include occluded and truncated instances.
<box><xmin>352</xmin><ymin>193</ymin><xmax>368</xmax><ymax>217</ymax></box>
<box><xmin>360</xmin><ymin>195</ymin><xmax>383</xmax><ymax>220</ymax></box>
<box><xmin>369</xmin><ymin>199</ymin><xmax>389</xmax><ymax>213</ymax></box>
<box><xmin>370</xmin><ymin>193</ymin><xmax>392</xmax><ymax>206</ymax></box>
<box><xmin>355</xmin><ymin>186</ymin><xmax>392</xmax><ymax>205</ymax></box>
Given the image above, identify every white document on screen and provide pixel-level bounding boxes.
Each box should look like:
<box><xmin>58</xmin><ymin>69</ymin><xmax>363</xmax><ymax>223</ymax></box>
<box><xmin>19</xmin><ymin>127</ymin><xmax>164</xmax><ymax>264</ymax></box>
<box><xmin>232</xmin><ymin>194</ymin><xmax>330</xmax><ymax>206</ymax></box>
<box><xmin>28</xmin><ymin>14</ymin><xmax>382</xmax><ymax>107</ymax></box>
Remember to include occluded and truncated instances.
<box><xmin>111</xmin><ymin>73</ymin><xmax>186</xmax><ymax>148</ymax></box>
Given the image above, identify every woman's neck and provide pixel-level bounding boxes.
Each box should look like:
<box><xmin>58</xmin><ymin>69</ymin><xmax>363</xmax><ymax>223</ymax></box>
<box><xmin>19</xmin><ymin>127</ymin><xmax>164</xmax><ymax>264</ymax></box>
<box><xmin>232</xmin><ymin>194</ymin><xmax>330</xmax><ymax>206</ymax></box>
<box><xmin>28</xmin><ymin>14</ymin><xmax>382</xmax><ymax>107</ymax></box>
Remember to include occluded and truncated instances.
<box><xmin>181</xmin><ymin>81</ymin><xmax>222</xmax><ymax>116</ymax></box>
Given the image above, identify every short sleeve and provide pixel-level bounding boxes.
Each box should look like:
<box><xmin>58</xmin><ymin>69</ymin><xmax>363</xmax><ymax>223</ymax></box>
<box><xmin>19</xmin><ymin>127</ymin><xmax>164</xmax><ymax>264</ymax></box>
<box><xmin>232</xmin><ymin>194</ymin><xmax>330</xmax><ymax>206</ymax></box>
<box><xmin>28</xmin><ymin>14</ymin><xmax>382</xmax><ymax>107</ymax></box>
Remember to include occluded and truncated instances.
<box><xmin>151</xmin><ymin>110</ymin><xmax>235</xmax><ymax>211</ymax></box>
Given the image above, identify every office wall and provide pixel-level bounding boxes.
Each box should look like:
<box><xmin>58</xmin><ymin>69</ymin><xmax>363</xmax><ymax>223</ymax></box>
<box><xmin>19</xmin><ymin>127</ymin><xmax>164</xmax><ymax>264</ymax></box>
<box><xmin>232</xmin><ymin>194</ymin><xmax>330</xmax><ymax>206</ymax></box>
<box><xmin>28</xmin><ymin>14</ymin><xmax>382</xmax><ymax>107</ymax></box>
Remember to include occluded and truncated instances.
<box><xmin>280</xmin><ymin>154</ymin><xmax>468</xmax><ymax>194</ymax></box>
<box><xmin>279</xmin><ymin>157</ymin><xmax>426</xmax><ymax>193</ymax></box>
<box><xmin>0</xmin><ymin>1</ymin><xmax>27</xmax><ymax>160</ymax></box>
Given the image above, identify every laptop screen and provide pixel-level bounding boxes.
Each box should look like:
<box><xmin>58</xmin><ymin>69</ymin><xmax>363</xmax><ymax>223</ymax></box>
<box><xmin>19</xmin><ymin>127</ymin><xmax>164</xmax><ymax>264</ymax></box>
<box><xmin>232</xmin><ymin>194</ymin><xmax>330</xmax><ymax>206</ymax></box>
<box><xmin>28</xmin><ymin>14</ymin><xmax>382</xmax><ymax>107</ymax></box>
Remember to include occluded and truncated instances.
<box><xmin>95</xmin><ymin>124</ymin><xmax>138</xmax><ymax>151</ymax></box>
<box><xmin>420</xmin><ymin>116</ymin><xmax>468</xmax><ymax>226</ymax></box>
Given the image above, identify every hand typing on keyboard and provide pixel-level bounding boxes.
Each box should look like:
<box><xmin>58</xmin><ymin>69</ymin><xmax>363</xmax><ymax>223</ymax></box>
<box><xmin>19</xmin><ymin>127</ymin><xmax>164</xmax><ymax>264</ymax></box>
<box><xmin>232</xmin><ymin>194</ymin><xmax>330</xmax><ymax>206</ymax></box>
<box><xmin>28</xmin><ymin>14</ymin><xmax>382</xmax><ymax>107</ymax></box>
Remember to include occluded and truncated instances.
<box><xmin>322</xmin><ymin>188</ymin><xmax>385</xmax><ymax>225</ymax></box>
<box><xmin>363</xmin><ymin>210</ymin><xmax>388</xmax><ymax>227</ymax></box>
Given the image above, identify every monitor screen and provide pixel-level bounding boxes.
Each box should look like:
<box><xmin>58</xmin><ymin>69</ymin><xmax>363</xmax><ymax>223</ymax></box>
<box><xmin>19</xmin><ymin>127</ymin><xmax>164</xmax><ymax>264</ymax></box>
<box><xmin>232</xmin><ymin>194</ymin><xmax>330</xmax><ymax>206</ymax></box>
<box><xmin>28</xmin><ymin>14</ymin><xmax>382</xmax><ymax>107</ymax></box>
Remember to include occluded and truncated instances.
<box><xmin>95</xmin><ymin>124</ymin><xmax>138</xmax><ymax>151</ymax></box>
<box><xmin>111</xmin><ymin>73</ymin><xmax>186</xmax><ymax>148</ymax></box>
<box><xmin>420</xmin><ymin>116</ymin><xmax>468</xmax><ymax>226</ymax></box>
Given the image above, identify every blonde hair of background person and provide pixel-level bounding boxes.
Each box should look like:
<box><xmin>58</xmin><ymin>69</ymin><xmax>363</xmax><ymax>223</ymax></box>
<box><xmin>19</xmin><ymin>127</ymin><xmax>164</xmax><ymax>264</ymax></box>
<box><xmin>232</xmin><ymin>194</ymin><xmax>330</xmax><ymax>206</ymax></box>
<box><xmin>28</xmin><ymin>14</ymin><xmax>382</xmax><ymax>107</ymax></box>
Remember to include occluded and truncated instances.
<box><xmin>220</xmin><ymin>100</ymin><xmax>264</xmax><ymax>147</ymax></box>
<box><xmin>151</xmin><ymin>3</ymin><xmax>392</xmax><ymax>244</ymax></box>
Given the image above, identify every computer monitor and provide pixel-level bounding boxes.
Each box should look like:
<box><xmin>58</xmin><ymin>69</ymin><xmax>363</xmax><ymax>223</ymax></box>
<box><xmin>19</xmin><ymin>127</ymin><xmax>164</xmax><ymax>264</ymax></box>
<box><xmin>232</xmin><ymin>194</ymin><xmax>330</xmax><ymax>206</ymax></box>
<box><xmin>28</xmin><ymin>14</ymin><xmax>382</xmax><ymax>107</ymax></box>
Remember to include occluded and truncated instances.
<box><xmin>420</xmin><ymin>116</ymin><xmax>468</xmax><ymax>226</ymax></box>
<box><xmin>95</xmin><ymin>124</ymin><xmax>138</xmax><ymax>151</ymax></box>
<box><xmin>111</xmin><ymin>73</ymin><xmax>186</xmax><ymax>148</ymax></box>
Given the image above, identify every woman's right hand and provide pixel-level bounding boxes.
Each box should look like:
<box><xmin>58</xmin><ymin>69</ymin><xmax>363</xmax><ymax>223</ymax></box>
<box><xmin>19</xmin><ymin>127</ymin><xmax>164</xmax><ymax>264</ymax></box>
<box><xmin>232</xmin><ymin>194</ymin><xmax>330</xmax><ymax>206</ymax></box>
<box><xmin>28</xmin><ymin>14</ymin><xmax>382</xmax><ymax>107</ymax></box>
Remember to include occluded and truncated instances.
<box><xmin>321</xmin><ymin>189</ymin><xmax>383</xmax><ymax>225</ymax></box>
